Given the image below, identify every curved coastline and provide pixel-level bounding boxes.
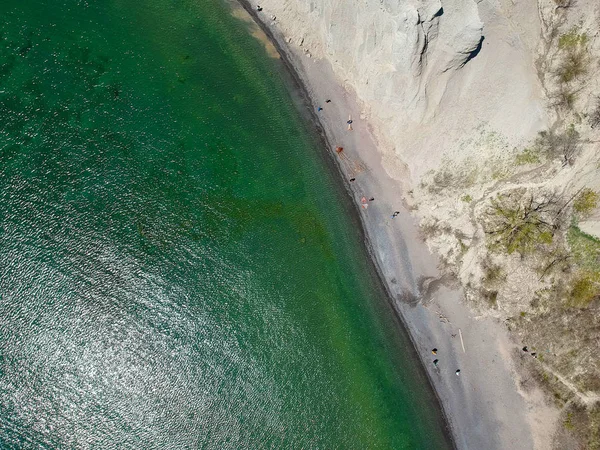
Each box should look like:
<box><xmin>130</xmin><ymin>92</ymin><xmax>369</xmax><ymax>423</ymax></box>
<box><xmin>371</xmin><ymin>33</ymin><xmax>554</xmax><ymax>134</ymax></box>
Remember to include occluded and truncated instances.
<box><xmin>231</xmin><ymin>0</ymin><xmax>456</xmax><ymax>446</ymax></box>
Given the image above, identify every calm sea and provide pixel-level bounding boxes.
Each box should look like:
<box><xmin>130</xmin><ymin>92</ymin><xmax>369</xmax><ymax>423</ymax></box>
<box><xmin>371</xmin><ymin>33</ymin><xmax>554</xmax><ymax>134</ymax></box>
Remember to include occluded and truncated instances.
<box><xmin>0</xmin><ymin>0</ymin><xmax>452</xmax><ymax>448</ymax></box>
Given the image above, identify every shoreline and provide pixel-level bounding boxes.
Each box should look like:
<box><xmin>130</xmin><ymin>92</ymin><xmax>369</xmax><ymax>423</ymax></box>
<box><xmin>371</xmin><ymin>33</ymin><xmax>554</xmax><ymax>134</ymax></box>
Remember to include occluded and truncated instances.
<box><xmin>231</xmin><ymin>1</ymin><xmax>557</xmax><ymax>448</ymax></box>
<box><xmin>230</xmin><ymin>0</ymin><xmax>457</xmax><ymax>446</ymax></box>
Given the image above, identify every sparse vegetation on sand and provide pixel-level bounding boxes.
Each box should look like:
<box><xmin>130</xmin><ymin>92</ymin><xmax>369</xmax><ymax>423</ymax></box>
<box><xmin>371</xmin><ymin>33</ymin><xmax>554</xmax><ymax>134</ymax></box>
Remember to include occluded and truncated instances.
<box><xmin>573</xmin><ymin>188</ymin><xmax>599</xmax><ymax>217</ymax></box>
<box><xmin>485</xmin><ymin>190</ymin><xmax>564</xmax><ymax>255</ymax></box>
<box><xmin>535</xmin><ymin>125</ymin><xmax>581</xmax><ymax>166</ymax></box>
<box><xmin>555</xmin><ymin>29</ymin><xmax>589</xmax><ymax>84</ymax></box>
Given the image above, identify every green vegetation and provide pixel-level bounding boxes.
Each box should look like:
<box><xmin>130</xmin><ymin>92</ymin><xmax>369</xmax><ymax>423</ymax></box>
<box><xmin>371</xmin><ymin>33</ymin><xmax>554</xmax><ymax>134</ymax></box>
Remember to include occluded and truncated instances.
<box><xmin>569</xmin><ymin>274</ymin><xmax>598</xmax><ymax>308</ymax></box>
<box><xmin>461</xmin><ymin>194</ymin><xmax>473</xmax><ymax>203</ymax></box>
<box><xmin>567</xmin><ymin>225</ymin><xmax>600</xmax><ymax>271</ymax></box>
<box><xmin>566</xmin><ymin>226</ymin><xmax>600</xmax><ymax>308</ymax></box>
<box><xmin>515</xmin><ymin>147</ymin><xmax>541</xmax><ymax>165</ymax></box>
<box><xmin>564</xmin><ymin>412</ymin><xmax>575</xmax><ymax>429</ymax></box>
<box><xmin>492</xmin><ymin>167</ymin><xmax>511</xmax><ymax>180</ymax></box>
<box><xmin>485</xmin><ymin>191</ymin><xmax>560</xmax><ymax>255</ymax></box>
<box><xmin>558</xmin><ymin>29</ymin><xmax>588</xmax><ymax>50</ymax></box>
<box><xmin>573</xmin><ymin>188</ymin><xmax>599</xmax><ymax>217</ymax></box>
<box><xmin>557</xmin><ymin>50</ymin><xmax>588</xmax><ymax>83</ymax></box>
<box><xmin>555</xmin><ymin>29</ymin><xmax>589</xmax><ymax>84</ymax></box>
<box><xmin>558</xmin><ymin>405</ymin><xmax>600</xmax><ymax>450</ymax></box>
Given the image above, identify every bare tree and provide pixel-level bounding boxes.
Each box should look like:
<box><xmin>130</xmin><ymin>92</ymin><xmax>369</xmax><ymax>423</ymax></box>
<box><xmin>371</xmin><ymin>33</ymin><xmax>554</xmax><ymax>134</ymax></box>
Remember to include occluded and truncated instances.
<box><xmin>535</xmin><ymin>126</ymin><xmax>581</xmax><ymax>166</ymax></box>
<box><xmin>485</xmin><ymin>190</ymin><xmax>567</xmax><ymax>255</ymax></box>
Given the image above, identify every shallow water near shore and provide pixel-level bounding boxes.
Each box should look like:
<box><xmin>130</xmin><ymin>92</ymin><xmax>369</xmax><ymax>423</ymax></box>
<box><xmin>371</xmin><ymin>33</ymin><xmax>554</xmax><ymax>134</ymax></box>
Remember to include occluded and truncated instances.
<box><xmin>0</xmin><ymin>0</ymin><xmax>452</xmax><ymax>448</ymax></box>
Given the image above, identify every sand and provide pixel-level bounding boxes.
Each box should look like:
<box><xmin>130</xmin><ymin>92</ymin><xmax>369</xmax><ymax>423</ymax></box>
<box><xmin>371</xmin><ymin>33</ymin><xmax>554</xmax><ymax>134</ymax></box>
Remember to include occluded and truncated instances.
<box><xmin>231</xmin><ymin>1</ymin><xmax>559</xmax><ymax>448</ymax></box>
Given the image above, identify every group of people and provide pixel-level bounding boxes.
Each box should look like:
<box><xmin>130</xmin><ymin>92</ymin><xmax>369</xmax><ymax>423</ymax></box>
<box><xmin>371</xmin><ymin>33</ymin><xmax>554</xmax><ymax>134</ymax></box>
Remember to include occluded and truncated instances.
<box><xmin>432</xmin><ymin>348</ymin><xmax>461</xmax><ymax>376</ymax></box>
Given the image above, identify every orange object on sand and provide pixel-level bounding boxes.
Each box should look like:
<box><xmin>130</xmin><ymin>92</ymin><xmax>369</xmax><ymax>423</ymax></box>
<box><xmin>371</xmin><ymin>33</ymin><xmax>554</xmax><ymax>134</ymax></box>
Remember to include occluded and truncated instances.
<box><xmin>336</xmin><ymin>146</ymin><xmax>344</xmax><ymax>154</ymax></box>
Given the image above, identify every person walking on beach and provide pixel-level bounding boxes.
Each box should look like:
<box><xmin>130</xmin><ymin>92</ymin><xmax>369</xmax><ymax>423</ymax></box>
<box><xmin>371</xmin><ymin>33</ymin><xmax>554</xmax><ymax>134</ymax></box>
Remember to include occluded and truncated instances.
<box><xmin>392</xmin><ymin>211</ymin><xmax>400</xmax><ymax>218</ymax></box>
<box><xmin>455</xmin><ymin>369</ymin><xmax>461</xmax><ymax>376</ymax></box>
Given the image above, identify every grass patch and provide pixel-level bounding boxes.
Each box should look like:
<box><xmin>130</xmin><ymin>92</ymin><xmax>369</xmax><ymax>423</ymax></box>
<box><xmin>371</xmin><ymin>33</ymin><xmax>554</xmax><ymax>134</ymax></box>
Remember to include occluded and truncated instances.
<box><xmin>569</xmin><ymin>274</ymin><xmax>598</xmax><ymax>308</ymax></box>
<box><xmin>573</xmin><ymin>188</ymin><xmax>599</xmax><ymax>217</ymax></box>
<box><xmin>492</xmin><ymin>167</ymin><xmax>511</xmax><ymax>180</ymax></box>
<box><xmin>558</xmin><ymin>29</ymin><xmax>588</xmax><ymax>50</ymax></box>
<box><xmin>554</xmin><ymin>28</ymin><xmax>589</xmax><ymax>86</ymax></box>
<box><xmin>461</xmin><ymin>194</ymin><xmax>473</xmax><ymax>203</ymax></box>
<box><xmin>559</xmin><ymin>404</ymin><xmax>600</xmax><ymax>450</ymax></box>
<box><xmin>566</xmin><ymin>226</ymin><xmax>600</xmax><ymax>308</ymax></box>
<box><xmin>515</xmin><ymin>147</ymin><xmax>541</xmax><ymax>165</ymax></box>
<box><xmin>567</xmin><ymin>225</ymin><xmax>600</xmax><ymax>271</ymax></box>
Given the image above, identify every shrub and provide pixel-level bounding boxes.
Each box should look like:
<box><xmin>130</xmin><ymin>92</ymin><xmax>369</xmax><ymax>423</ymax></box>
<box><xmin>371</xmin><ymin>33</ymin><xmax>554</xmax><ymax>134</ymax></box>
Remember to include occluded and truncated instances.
<box><xmin>567</xmin><ymin>225</ymin><xmax>600</xmax><ymax>271</ymax></box>
<box><xmin>420</xmin><ymin>220</ymin><xmax>440</xmax><ymax>239</ymax></box>
<box><xmin>573</xmin><ymin>188</ymin><xmax>599</xmax><ymax>216</ymax></box>
<box><xmin>557</xmin><ymin>49</ymin><xmax>588</xmax><ymax>83</ymax></box>
<box><xmin>481</xmin><ymin>289</ymin><xmax>498</xmax><ymax>308</ymax></box>
<box><xmin>482</xmin><ymin>258</ymin><xmax>506</xmax><ymax>284</ymax></box>
<box><xmin>461</xmin><ymin>194</ymin><xmax>473</xmax><ymax>203</ymax></box>
<box><xmin>515</xmin><ymin>147</ymin><xmax>541</xmax><ymax>165</ymax></box>
<box><xmin>535</xmin><ymin>126</ymin><xmax>581</xmax><ymax>166</ymax></box>
<box><xmin>555</xmin><ymin>28</ymin><xmax>589</xmax><ymax>84</ymax></box>
<box><xmin>558</xmin><ymin>29</ymin><xmax>588</xmax><ymax>50</ymax></box>
<box><xmin>569</xmin><ymin>274</ymin><xmax>598</xmax><ymax>308</ymax></box>
<box><xmin>485</xmin><ymin>190</ymin><xmax>563</xmax><ymax>255</ymax></box>
<box><xmin>550</xmin><ymin>86</ymin><xmax>579</xmax><ymax>110</ymax></box>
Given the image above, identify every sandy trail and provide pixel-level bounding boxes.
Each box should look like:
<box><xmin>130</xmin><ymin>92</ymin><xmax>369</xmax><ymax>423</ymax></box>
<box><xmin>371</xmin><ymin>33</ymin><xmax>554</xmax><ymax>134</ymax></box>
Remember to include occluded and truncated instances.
<box><xmin>231</xmin><ymin>1</ymin><xmax>559</xmax><ymax>448</ymax></box>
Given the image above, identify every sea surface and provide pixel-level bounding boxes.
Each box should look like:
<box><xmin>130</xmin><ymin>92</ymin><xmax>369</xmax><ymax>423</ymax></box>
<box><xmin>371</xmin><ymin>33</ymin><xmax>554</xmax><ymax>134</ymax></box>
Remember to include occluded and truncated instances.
<box><xmin>0</xmin><ymin>0</ymin><xmax>452</xmax><ymax>448</ymax></box>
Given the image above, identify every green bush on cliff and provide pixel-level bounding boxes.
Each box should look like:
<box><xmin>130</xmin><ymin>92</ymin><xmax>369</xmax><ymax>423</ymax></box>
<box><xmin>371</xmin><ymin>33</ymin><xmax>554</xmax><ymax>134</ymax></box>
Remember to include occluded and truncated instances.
<box><xmin>569</xmin><ymin>274</ymin><xmax>599</xmax><ymax>308</ymax></box>
<box><xmin>515</xmin><ymin>147</ymin><xmax>541</xmax><ymax>165</ymax></box>
<box><xmin>555</xmin><ymin>29</ymin><xmax>589</xmax><ymax>84</ymax></box>
<box><xmin>573</xmin><ymin>188</ymin><xmax>599</xmax><ymax>217</ymax></box>
<box><xmin>485</xmin><ymin>191</ymin><xmax>561</xmax><ymax>255</ymax></box>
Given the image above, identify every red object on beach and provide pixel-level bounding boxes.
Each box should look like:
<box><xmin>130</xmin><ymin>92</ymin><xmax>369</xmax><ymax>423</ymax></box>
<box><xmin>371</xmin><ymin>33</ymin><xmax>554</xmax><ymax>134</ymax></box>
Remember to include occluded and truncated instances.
<box><xmin>336</xmin><ymin>146</ymin><xmax>344</xmax><ymax>154</ymax></box>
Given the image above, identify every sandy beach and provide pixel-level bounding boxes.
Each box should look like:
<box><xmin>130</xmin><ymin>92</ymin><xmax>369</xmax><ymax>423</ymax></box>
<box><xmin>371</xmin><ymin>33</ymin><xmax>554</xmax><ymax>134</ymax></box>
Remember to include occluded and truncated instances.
<box><xmin>232</xmin><ymin>1</ymin><xmax>558</xmax><ymax>448</ymax></box>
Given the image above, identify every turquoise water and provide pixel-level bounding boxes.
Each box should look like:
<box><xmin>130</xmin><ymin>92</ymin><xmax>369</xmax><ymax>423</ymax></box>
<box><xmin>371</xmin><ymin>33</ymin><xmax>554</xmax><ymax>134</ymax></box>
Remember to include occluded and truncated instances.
<box><xmin>0</xmin><ymin>0</ymin><xmax>452</xmax><ymax>448</ymax></box>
